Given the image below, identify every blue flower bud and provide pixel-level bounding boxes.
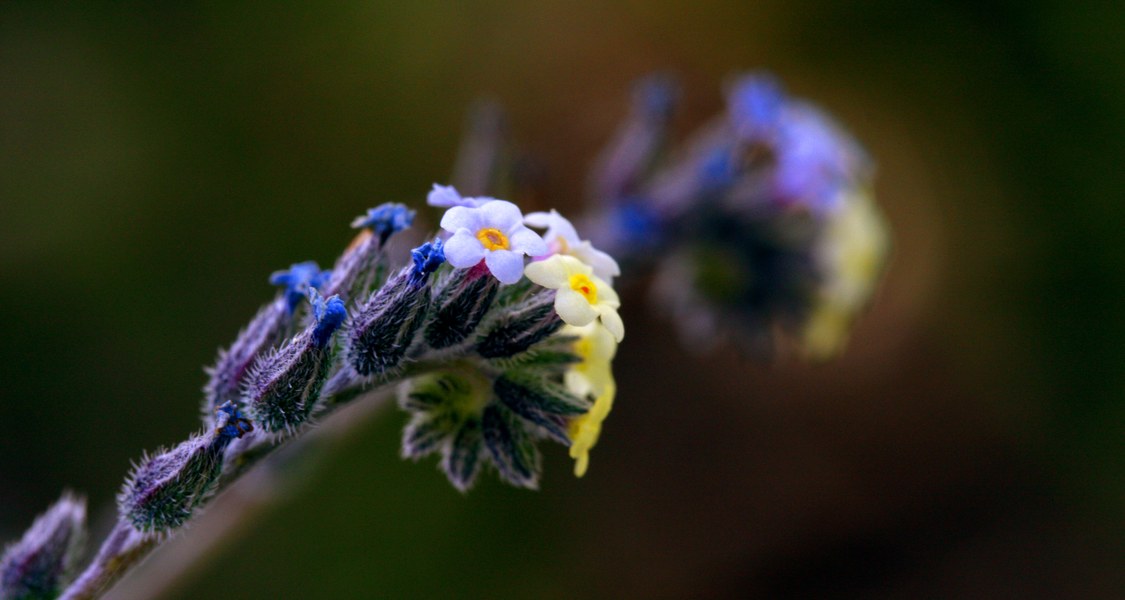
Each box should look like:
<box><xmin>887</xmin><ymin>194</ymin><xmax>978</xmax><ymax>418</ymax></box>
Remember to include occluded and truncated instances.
<box><xmin>409</xmin><ymin>239</ymin><xmax>445</xmax><ymax>287</ymax></box>
<box><xmin>202</xmin><ymin>297</ymin><xmax>290</xmax><ymax>423</ymax></box>
<box><xmin>424</xmin><ymin>264</ymin><xmax>499</xmax><ymax>349</ymax></box>
<box><xmin>269</xmin><ymin>261</ymin><xmax>331</xmax><ymax>315</ymax></box>
<box><xmin>1</xmin><ymin>493</ymin><xmax>86</xmax><ymax>600</ymax></box>
<box><xmin>350</xmin><ymin>202</ymin><xmax>415</xmax><ymax>245</ymax></box>
<box><xmin>475</xmin><ymin>289</ymin><xmax>562</xmax><ymax>359</ymax></box>
<box><xmin>727</xmin><ymin>72</ymin><xmax>785</xmax><ymax>138</ymax></box>
<box><xmin>118</xmin><ymin>433</ymin><xmax>227</xmax><ymax>533</ymax></box>
<box><xmin>311</xmin><ymin>290</ymin><xmax>347</xmax><ymax>349</ymax></box>
<box><xmin>214</xmin><ymin>401</ymin><xmax>253</xmax><ymax>440</ymax></box>
<box><xmin>244</xmin><ymin>293</ymin><xmax>347</xmax><ymax>434</ymax></box>
<box><xmin>347</xmin><ymin>267</ymin><xmax>432</xmax><ymax>376</ymax></box>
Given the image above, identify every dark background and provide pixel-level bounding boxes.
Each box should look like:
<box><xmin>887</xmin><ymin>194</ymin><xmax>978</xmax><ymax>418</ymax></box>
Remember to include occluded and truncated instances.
<box><xmin>2</xmin><ymin>1</ymin><xmax>1123</xmax><ymax>598</ymax></box>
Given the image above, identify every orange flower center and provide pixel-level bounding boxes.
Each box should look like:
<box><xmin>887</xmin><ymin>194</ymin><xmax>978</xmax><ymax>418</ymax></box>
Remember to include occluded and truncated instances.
<box><xmin>568</xmin><ymin>273</ymin><xmax>598</xmax><ymax>304</ymax></box>
<box><xmin>476</xmin><ymin>228</ymin><xmax>509</xmax><ymax>251</ymax></box>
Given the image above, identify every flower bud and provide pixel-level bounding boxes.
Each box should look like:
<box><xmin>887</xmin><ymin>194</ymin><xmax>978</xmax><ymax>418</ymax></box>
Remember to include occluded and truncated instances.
<box><xmin>347</xmin><ymin>268</ymin><xmax>431</xmax><ymax>376</ymax></box>
<box><xmin>424</xmin><ymin>264</ymin><xmax>499</xmax><ymax>349</ymax></box>
<box><xmin>118</xmin><ymin>434</ymin><xmax>226</xmax><ymax>533</ymax></box>
<box><xmin>326</xmin><ymin>203</ymin><xmax>415</xmax><ymax>301</ymax></box>
<box><xmin>202</xmin><ymin>297</ymin><xmax>289</xmax><ymax>425</ymax></box>
<box><xmin>245</xmin><ymin>292</ymin><xmax>347</xmax><ymax>433</ymax></box>
<box><xmin>1</xmin><ymin>493</ymin><xmax>86</xmax><ymax>600</ymax></box>
<box><xmin>475</xmin><ymin>289</ymin><xmax>562</xmax><ymax>358</ymax></box>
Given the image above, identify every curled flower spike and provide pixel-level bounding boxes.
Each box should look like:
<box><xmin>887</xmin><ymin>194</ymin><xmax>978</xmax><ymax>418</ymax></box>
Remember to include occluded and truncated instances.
<box><xmin>524</xmin><ymin>255</ymin><xmax>624</xmax><ymax>342</ymax></box>
<box><xmin>427</xmin><ymin>183</ymin><xmax>491</xmax><ymax>209</ymax></box>
<box><xmin>440</xmin><ymin>199</ymin><xmax>547</xmax><ymax>284</ymax></box>
<box><xmin>351</xmin><ymin>203</ymin><xmax>416</xmax><ymax>244</ymax></box>
<box><xmin>524</xmin><ymin>209</ymin><xmax>620</xmax><ymax>284</ymax></box>
<box><xmin>269</xmin><ymin>261</ymin><xmax>331</xmax><ymax>314</ymax></box>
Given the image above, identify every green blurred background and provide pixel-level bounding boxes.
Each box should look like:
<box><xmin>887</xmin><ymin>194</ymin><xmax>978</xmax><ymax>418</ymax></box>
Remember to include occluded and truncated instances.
<box><xmin>2</xmin><ymin>1</ymin><xmax>1123</xmax><ymax>597</ymax></box>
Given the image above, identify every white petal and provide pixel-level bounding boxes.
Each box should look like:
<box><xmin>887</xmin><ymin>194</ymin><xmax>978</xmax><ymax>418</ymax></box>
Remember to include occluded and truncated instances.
<box><xmin>547</xmin><ymin>210</ymin><xmax>581</xmax><ymax>244</ymax></box>
<box><xmin>428</xmin><ymin>184</ymin><xmax>463</xmax><ymax>208</ymax></box>
<box><xmin>443</xmin><ymin>230</ymin><xmax>486</xmax><ymax>268</ymax></box>
<box><xmin>509</xmin><ymin>226</ymin><xmax>548</xmax><ymax>257</ymax></box>
<box><xmin>555</xmin><ymin>289</ymin><xmax>598</xmax><ymax>325</ymax></box>
<box><xmin>597</xmin><ymin>306</ymin><xmax>625</xmax><ymax>342</ymax></box>
<box><xmin>572</xmin><ymin>242</ymin><xmax>621</xmax><ymax>282</ymax></box>
<box><xmin>440</xmin><ymin>206</ymin><xmax>481</xmax><ymax>233</ymax></box>
<box><xmin>484</xmin><ymin>249</ymin><xmax>525</xmax><ymax>284</ymax></box>
<box><xmin>523</xmin><ymin>211</ymin><xmax>552</xmax><ymax>228</ymax></box>
<box><xmin>524</xmin><ymin>256</ymin><xmax>569</xmax><ymax>289</ymax></box>
<box><xmin>478</xmin><ymin>200</ymin><xmax>523</xmax><ymax>230</ymax></box>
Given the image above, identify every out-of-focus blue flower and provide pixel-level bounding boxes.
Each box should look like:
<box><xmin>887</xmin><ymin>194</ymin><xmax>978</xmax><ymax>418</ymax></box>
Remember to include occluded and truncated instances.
<box><xmin>351</xmin><ymin>203</ymin><xmax>416</xmax><ymax>244</ymax></box>
<box><xmin>269</xmin><ymin>261</ymin><xmax>331</xmax><ymax>314</ymax></box>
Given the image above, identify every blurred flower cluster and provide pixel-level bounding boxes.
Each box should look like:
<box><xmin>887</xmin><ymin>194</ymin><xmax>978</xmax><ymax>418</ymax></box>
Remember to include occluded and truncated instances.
<box><xmin>586</xmin><ymin>72</ymin><xmax>889</xmax><ymax>358</ymax></box>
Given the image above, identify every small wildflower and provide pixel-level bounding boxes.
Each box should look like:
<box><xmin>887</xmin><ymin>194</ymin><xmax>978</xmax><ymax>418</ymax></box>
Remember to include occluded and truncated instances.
<box><xmin>524</xmin><ymin>209</ymin><xmax>620</xmax><ymax>284</ymax></box>
<box><xmin>269</xmin><ymin>261</ymin><xmax>331</xmax><ymax>315</ymax></box>
<box><xmin>440</xmin><ymin>199</ymin><xmax>547</xmax><ymax>284</ymax></box>
<box><xmin>523</xmin><ymin>255</ymin><xmax>624</xmax><ymax>342</ymax></box>
<box><xmin>351</xmin><ymin>203</ymin><xmax>416</xmax><ymax>244</ymax></box>
<box><xmin>426</xmin><ymin>183</ymin><xmax>491</xmax><ymax>209</ymax></box>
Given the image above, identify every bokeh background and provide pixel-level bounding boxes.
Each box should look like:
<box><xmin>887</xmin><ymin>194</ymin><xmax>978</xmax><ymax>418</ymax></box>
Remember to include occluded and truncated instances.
<box><xmin>2</xmin><ymin>1</ymin><xmax>1123</xmax><ymax>598</ymax></box>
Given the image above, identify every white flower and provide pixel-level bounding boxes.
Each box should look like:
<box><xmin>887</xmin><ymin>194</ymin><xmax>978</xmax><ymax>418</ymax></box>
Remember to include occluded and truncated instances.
<box><xmin>427</xmin><ymin>183</ymin><xmax>493</xmax><ymax>209</ymax></box>
<box><xmin>440</xmin><ymin>200</ymin><xmax>548</xmax><ymax>284</ymax></box>
<box><xmin>523</xmin><ymin>254</ymin><xmax>624</xmax><ymax>342</ymax></box>
<box><xmin>524</xmin><ymin>209</ymin><xmax>621</xmax><ymax>284</ymax></box>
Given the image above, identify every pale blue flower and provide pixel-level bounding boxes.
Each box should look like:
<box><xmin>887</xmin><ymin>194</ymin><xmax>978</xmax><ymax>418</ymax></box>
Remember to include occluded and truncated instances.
<box><xmin>440</xmin><ymin>200</ymin><xmax>547</xmax><ymax>284</ymax></box>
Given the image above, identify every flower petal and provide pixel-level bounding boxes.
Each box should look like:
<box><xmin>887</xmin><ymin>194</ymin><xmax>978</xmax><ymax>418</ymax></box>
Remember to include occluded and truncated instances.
<box><xmin>523</xmin><ymin>211</ymin><xmax>551</xmax><ymax>228</ymax></box>
<box><xmin>573</xmin><ymin>242</ymin><xmax>621</xmax><ymax>282</ymax></box>
<box><xmin>555</xmin><ymin>289</ymin><xmax>598</xmax><ymax>326</ymax></box>
<box><xmin>509</xmin><ymin>226</ymin><xmax>548</xmax><ymax>257</ymax></box>
<box><xmin>478</xmin><ymin>200</ymin><xmax>523</xmax><ymax>230</ymax></box>
<box><xmin>597</xmin><ymin>306</ymin><xmax>625</xmax><ymax>342</ymax></box>
<box><xmin>484</xmin><ymin>249</ymin><xmax>525</xmax><ymax>284</ymax></box>
<box><xmin>546</xmin><ymin>210</ymin><xmax>581</xmax><ymax>244</ymax></box>
<box><xmin>524</xmin><ymin>256</ymin><xmax>569</xmax><ymax>288</ymax></box>
<box><xmin>428</xmin><ymin>184</ymin><xmax>464</xmax><ymax>208</ymax></box>
<box><xmin>440</xmin><ymin>205</ymin><xmax>481</xmax><ymax>233</ymax></box>
<box><xmin>592</xmin><ymin>275</ymin><xmax>619</xmax><ymax>306</ymax></box>
<box><xmin>443</xmin><ymin>231</ymin><xmax>486</xmax><ymax>268</ymax></box>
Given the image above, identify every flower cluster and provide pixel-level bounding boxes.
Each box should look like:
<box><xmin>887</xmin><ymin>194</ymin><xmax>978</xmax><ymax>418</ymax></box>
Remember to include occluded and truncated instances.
<box><xmin>389</xmin><ymin>185</ymin><xmax>624</xmax><ymax>488</ymax></box>
<box><xmin>586</xmin><ymin>72</ymin><xmax>888</xmax><ymax>357</ymax></box>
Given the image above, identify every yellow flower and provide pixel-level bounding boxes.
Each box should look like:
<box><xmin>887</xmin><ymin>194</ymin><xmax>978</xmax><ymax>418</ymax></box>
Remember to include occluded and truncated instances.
<box><xmin>803</xmin><ymin>188</ymin><xmax>889</xmax><ymax>359</ymax></box>
<box><xmin>562</xmin><ymin>323</ymin><xmax>617</xmax><ymax>477</ymax></box>
<box><xmin>524</xmin><ymin>255</ymin><xmax>624</xmax><ymax>342</ymax></box>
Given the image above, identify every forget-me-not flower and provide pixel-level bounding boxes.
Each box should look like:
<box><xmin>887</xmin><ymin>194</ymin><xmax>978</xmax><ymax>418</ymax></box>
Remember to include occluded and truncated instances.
<box><xmin>440</xmin><ymin>199</ymin><xmax>547</xmax><ymax>284</ymax></box>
